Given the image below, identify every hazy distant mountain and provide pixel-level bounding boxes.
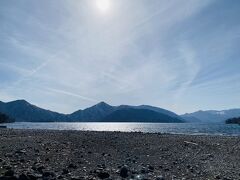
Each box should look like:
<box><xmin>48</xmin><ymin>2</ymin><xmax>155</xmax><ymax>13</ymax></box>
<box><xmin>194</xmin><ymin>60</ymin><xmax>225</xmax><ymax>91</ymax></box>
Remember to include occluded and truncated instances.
<box><xmin>181</xmin><ymin>109</ymin><xmax>240</xmax><ymax>123</ymax></box>
<box><xmin>0</xmin><ymin>100</ymin><xmax>66</xmax><ymax>122</ymax></box>
<box><xmin>0</xmin><ymin>100</ymin><xmax>184</xmax><ymax>123</ymax></box>
<box><xmin>102</xmin><ymin>108</ymin><xmax>184</xmax><ymax>123</ymax></box>
<box><xmin>180</xmin><ymin>115</ymin><xmax>202</xmax><ymax>123</ymax></box>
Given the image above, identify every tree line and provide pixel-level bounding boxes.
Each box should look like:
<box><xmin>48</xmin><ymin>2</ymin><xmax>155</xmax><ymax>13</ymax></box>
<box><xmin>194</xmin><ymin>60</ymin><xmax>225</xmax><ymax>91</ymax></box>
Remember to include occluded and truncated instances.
<box><xmin>226</xmin><ymin>117</ymin><xmax>240</xmax><ymax>125</ymax></box>
<box><xmin>0</xmin><ymin>112</ymin><xmax>14</xmax><ymax>123</ymax></box>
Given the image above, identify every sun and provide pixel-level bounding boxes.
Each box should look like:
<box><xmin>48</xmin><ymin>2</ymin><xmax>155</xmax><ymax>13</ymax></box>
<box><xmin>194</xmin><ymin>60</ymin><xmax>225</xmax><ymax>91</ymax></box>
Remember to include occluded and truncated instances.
<box><xmin>96</xmin><ymin>0</ymin><xmax>110</xmax><ymax>13</ymax></box>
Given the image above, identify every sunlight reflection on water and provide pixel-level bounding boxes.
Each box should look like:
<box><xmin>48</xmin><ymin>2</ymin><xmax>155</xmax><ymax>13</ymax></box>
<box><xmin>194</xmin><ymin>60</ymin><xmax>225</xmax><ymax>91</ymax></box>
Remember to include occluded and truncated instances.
<box><xmin>3</xmin><ymin>122</ymin><xmax>240</xmax><ymax>136</ymax></box>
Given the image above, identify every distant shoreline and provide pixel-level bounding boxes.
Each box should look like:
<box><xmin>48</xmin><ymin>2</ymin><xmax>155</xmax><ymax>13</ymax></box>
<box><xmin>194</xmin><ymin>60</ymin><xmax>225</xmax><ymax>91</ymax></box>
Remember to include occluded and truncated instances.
<box><xmin>0</xmin><ymin>129</ymin><xmax>239</xmax><ymax>179</ymax></box>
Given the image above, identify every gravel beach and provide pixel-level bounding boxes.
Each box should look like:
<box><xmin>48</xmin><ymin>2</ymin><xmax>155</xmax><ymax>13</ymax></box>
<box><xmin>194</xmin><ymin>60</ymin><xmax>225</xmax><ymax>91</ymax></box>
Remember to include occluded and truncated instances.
<box><xmin>0</xmin><ymin>129</ymin><xmax>239</xmax><ymax>180</ymax></box>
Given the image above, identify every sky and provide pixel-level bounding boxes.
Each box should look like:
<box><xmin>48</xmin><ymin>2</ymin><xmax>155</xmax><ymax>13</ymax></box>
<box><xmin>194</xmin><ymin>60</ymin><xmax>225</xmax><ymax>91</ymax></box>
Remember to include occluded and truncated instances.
<box><xmin>0</xmin><ymin>0</ymin><xmax>240</xmax><ymax>114</ymax></box>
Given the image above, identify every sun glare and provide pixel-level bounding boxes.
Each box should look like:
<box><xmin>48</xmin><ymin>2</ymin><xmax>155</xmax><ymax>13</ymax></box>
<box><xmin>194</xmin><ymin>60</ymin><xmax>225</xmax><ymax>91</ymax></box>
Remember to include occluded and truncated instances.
<box><xmin>96</xmin><ymin>0</ymin><xmax>110</xmax><ymax>13</ymax></box>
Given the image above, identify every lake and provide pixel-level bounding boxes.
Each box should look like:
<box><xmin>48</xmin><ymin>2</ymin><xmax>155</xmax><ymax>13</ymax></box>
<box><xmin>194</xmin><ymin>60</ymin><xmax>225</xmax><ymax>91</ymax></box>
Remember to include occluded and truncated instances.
<box><xmin>2</xmin><ymin>122</ymin><xmax>240</xmax><ymax>136</ymax></box>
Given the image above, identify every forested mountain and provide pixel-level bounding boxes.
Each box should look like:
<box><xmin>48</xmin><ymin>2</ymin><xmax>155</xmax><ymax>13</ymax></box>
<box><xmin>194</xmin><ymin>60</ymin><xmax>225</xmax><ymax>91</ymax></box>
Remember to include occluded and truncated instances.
<box><xmin>0</xmin><ymin>100</ymin><xmax>184</xmax><ymax>123</ymax></box>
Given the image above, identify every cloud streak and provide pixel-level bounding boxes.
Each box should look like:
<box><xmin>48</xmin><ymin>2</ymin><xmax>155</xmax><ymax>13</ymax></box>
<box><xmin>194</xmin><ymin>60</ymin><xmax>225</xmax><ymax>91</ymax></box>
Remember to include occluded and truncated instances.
<box><xmin>45</xmin><ymin>88</ymin><xmax>98</xmax><ymax>103</ymax></box>
<box><xmin>0</xmin><ymin>0</ymin><xmax>239</xmax><ymax>114</ymax></box>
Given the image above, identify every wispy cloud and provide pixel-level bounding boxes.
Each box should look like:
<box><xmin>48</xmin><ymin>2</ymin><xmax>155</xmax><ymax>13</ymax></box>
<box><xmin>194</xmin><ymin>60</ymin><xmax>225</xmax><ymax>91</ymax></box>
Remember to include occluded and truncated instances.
<box><xmin>0</xmin><ymin>0</ymin><xmax>239</xmax><ymax>113</ymax></box>
<box><xmin>45</xmin><ymin>88</ymin><xmax>97</xmax><ymax>103</ymax></box>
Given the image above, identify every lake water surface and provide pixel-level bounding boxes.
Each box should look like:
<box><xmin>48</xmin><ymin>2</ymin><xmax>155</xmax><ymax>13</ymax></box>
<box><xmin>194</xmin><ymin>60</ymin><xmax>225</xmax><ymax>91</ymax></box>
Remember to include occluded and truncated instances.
<box><xmin>2</xmin><ymin>122</ymin><xmax>240</xmax><ymax>136</ymax></box>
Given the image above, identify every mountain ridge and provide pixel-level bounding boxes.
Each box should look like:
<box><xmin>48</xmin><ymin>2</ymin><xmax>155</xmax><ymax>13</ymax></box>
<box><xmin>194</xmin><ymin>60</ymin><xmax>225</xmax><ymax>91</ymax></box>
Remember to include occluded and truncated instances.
<box><xmin>181</xmin><ymin>109</ymin><xmax>240</xmax><ymax>123</ymax></box>
<box><xmin>103</xmin><ymin>108</ymin><xmax>183</xmax><ymax>123</ymax></box>
<box><xmin>1</xmin><ymin>99</ymin><xmax>239</xmax><ymax>123</ymax></box>
<box><xmin>0</xmin><ymin>100</ymin><xmax>66</xmax><ymax>122</ymax></box>
<box><xmin>0</xmin><ymin>100</ymin><xmax>184</xmax><ymax>123</ymax></box>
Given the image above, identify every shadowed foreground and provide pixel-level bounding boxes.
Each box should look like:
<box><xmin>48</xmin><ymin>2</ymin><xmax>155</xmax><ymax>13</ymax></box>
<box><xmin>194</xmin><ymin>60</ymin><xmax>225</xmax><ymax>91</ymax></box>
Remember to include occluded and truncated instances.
<box><xmin>0</xmin><ymin>129</ymin><xmax>239</xmax><ymax>180</ymax></box>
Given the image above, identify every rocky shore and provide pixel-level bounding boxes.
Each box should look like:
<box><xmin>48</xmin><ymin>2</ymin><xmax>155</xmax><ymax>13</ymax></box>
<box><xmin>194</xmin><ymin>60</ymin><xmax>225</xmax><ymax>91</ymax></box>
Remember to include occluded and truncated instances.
<box><xmin>0</xmin><ymin>129</ymin><xmax>239</xmax><ymax>180</ymax></box>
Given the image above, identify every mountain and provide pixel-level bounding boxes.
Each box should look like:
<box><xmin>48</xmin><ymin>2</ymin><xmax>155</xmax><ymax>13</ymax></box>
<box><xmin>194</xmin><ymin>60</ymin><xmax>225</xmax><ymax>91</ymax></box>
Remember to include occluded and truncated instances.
<box><xmin>69</xmin><ymin>102</ymin><xmax>115</xmax><ymax>121</ymax></box>
<box><xmin>181</xmin><ymin>109</ymin><xmax>240</xmax><ymax>123</ymax></box>
<box><xmin>0</xmin><ymin>100</ymin><xmax>66</xmax><ymax>122</ymax></box>
<box><xmin>0</xmin><ymin>100</ymin><xmax>184</xmax><ymax>123</ymax></box>
<box><xmin>135</xmin><ymin>105</ymin><xmax>184</xmax><ymax>119</ymax></box>
<box><xmin>5</xmin><ymin>99</ymin><xmax>240</xmax><ymax>123</ymax></box>
<box><xmin>102</xmin><ymin>108</ymin><xmax>183</xmax><ymax>123</ymax></box>
<box><xmin>68</xmin><ymin>102</ymin><xmax>184</xmax><ymax>122</ymax></box>
<box><xmin>180</xmin><ymin>115</ymin><xmax>201</xmax><ymax>123</ymax></box>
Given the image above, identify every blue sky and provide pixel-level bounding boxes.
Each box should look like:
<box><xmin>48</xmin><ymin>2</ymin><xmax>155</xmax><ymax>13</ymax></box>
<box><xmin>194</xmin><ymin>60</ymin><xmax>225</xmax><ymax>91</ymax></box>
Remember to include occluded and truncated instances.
<box><xmin>0</xmin><ymin>0</ymin><xmax>240</xmax><ymax>114</ymax></box>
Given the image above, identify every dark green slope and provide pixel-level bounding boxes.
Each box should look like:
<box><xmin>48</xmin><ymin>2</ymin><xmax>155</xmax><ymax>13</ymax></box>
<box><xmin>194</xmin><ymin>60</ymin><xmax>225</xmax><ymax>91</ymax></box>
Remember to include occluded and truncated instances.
<box><xmin>102</xmin><ymin>108</ymin><xmax>184</xmax><ymax>123</ymax></box>
<box><xmin>0</xmin><ymin>112</ymin><xmax>14</xmax><ymax>123</ymax></box>
<box><xmin>0</xmin><ymin>100</ymin><xmax>66</xmax><ymax>122</ymax></box>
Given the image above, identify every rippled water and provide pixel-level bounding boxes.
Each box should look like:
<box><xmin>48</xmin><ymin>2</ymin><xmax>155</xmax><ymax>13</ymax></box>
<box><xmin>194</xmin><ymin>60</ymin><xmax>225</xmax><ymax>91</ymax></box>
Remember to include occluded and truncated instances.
<box><xmin>2</xmin><ymin>122</ymin><xmax>240</xmax><ymax>136</ymax></box>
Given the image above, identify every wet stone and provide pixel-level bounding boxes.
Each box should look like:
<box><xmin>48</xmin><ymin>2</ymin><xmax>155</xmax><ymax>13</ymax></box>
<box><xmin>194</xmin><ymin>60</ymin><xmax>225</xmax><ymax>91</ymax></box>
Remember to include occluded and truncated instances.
<box><xmin>147</xmin><ymin>165</ymin><xmax>154</xmax><ymax>172</ymax></box>
<box><xmin>15</xmin><ymin>150</ymin><xmax>26</xmax><ymax>154</ymax></box>
<box><xmin>71</xmin><ymin>176</ymin><xmax>84</xmax><ymax>180</ymax></box>
<box><xmin>18</xmin><ymin>174</ymin><xmax>30</xmax><ymax>180</ymax></box>
<box><xmin>156</xmin><ymin>176</ymin><xmax>165</xmax><ymax>180</ymax></box>
<box><xmin>62</xmin><ymin>169</ymin><xmax>69</xmax><ymax>175</ymax></box>
<box><xmin>27</xmin><ymin>173</ymin><xmax>42</xmax><ymax>180</ymax></box>
<box><xmin>68</xmin><ymin>164</ymin><xmax>77</xmax><ymax>169</ymax></box>
<box><xmin>97</xmin><ymin>171</ymin><xmax>110</xmax><ymax>179</ymax></box>
<box><xmin>42</xmin><ymin>171</ymin><xmax>55</xmax><ymax>178</ymax></box>
<box><xmin>4</xmin><ymin>170</ymin><xmax>14</xmax><ymax>177</ymax></box>
<box><xmin>36</xmin><ymin>166</ymin><xmax>45</xmax><ymax>173</ymax></box>
<box><xmin>120</xmin><ymin>166</ymin><xmax>129</xmax><ymax>178</ymax></box>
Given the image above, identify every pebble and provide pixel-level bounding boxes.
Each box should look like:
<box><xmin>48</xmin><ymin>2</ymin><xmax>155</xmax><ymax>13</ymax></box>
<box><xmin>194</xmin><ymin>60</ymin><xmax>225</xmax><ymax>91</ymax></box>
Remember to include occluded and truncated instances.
<box><xmin>4</xmin><ymin>170</ymin><xmax>14</xmax><ymax>177</ymax></box>
<box><xmin>18</xmin><ymin>174</ymin><xmax>30</xmax><ymax>180</ymax></box>
<box><xmin>62</xmin><ymin>169</ymin><xmax>69</xmax><ymax>175</ymax></box>
<box><xmin>141</xmin><ymin>167</ymin><xmax>149</xmax><ymax>174</ymax></box>
<box><xmin>147</xmin><ymin>165</ymin><xmax>154</xmax><ymax>172</ymax></box>
<box><xmin>71</xmin><ymin>176</ymin><xmax>84</xmax><ymax>180</ymax></box>
<box><xmin>156</xmin><ymin>176</ymin><xmax>165</xmax><ymax>180</ymax></box>
<box><xmin>120</xmin><ymin>166</ymin><xmax>129</xmax><ymax>178</ymax></box>
<box><xmin>5</xmin><ymin>153</ymin><xmax>13</xmax><ymax>158</ymax></box>
<box><xmin>135</xmin><ymin>174</ymin><xmax>146</xmax><ymax>180</ymax></box>
<box><xmin>97</xmin><ymin>171</ymin><xmax>110</xmax><ymax>179</ymax></box>
<box><xmin>68</xmin><ymin>163</ymin><xmax>77</xmax><ymax>169</ymax></box>
<box><xmin>42</xmin><ymin>171</ymin><xmax>55</xmax><ymax>178</ymax></box>
<box><xmin>36</xmin><ymin>166</ymin><xmax>45</xmax><ymax>173</ymax></box>
<box><xmin>19</xmin><ymin>159</ymin><xmax>25</xmax><ymax>163</ymax></box>
<box><xmin>15</xmin><ymin>150</ymin><xmax>26</xmax><ymax>154</ymax></box>
<box><xmin>27</xmin><ymin>173</ymin><xmax>42</xmax><ymax>179</ymax></box>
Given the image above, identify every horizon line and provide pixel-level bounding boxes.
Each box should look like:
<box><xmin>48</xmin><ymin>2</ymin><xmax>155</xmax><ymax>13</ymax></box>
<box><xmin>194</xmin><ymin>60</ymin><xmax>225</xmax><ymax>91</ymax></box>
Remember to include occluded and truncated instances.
<box><xmin>1</xmin><ymin>99</ymin><xmax>239</xmax><ymax>115</ymax></box>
